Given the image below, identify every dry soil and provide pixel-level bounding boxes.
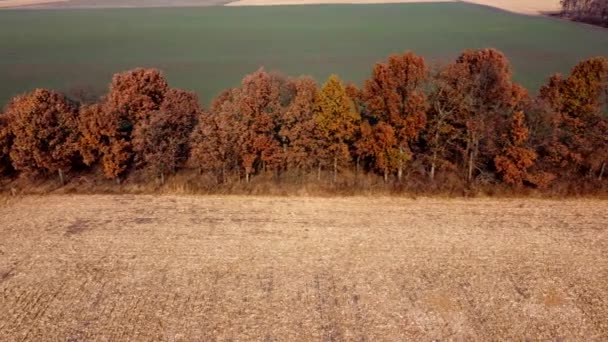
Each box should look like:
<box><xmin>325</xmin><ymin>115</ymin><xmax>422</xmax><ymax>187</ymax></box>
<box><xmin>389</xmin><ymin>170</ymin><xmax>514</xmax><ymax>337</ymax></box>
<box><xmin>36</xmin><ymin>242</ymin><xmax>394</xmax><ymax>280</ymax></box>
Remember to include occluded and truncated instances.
<box><xmin>0</xmin><ymin>195</ymin><xmax>607</xmax><ymax>340</ymax></box>
<box><xmin>0</xmin><ymin>0</ymin><xmax>561</xmax><ymax>15</ymax></box>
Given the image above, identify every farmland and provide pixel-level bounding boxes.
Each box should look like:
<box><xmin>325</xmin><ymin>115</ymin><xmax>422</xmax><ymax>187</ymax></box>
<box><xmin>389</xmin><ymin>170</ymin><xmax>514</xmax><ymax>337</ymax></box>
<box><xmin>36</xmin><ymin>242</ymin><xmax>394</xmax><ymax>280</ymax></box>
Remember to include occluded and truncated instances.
<box><xmin>1</xmin><ymin>3</ymin><xmax>608</xmax><ymax>106</ymax></box>
<box><xmin>0</xmin><ymin>195</ymin><xmax>607</xmax><ymax>340</ymax></box>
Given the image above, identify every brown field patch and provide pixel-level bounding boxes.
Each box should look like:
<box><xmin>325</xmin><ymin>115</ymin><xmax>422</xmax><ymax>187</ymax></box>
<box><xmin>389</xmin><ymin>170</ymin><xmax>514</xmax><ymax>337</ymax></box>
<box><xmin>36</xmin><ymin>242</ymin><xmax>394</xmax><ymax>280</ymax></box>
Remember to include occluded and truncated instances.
<box><xmin>225</xmin><ymin>0</ymin><xmax>560</xmax><ymax>15</ymax></box>
<box><xmin>0</xmin><ymin>195</ymin><xmax>607</xmax><ymax>340</ymax></box>
<box><xmin>0</xmin><ymin>0</ymin><xmax>561</xmax><ymax>15</ymax></box>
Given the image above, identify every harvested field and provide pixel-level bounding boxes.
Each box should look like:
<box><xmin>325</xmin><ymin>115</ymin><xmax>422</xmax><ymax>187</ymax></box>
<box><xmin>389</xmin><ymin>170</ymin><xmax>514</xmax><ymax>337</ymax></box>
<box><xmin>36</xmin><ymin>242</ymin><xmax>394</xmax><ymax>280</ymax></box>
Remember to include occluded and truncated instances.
<box><xmin>0</xmin><ymin>0</ymin><xmax>562</xmax><ymax>15</ymax></box>
<box><xmin>1</xmin><ymin>195</ymin><xmax>607</xmax><ymax>340</ymax></box>
<box><xmin>1</xmin><ymin>4</ymin><xmax>608</xmax><ymax>107</ymax></box>
<box><xmin>0</xmin><ymin>0</ymin><xmax>228</xmax><ymax>9</ymax></box>
<box><xmin>226</xmin><ymin>0</ymin><xmax>560</xmax><ymax>15</ymax></box>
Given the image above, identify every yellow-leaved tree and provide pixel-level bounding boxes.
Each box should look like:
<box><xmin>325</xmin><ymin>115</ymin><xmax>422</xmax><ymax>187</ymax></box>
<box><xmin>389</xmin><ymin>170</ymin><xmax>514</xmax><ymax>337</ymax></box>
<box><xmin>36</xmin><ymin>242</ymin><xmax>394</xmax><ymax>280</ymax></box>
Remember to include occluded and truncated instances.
<box><xmin>314</xmin><ymin>74</ymin><xmax>360</xmax><ymax>182</ymax></box>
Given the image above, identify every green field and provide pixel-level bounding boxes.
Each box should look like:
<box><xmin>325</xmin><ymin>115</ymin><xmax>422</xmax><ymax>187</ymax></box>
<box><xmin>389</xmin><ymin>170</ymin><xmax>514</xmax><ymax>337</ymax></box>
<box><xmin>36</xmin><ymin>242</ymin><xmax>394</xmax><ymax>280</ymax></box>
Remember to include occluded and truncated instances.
<box><xmin>1</xmin><ymin>3</ymin><xmax>607</xmax><ymax>107</ymax></box>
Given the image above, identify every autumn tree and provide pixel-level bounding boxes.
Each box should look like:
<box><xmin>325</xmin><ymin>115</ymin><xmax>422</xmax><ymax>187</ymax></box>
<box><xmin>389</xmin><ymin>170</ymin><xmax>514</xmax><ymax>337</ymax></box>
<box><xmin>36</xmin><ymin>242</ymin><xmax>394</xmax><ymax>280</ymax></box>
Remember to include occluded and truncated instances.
<box><xmin>426</xmin><ymin>49</ymin><xmax>527</xmax><ymax>183</ymax></box>
<box><xmin>193</xmin><ymin>70</ymin><xmax>289</xmax><ymax>183</ymax></box>
<box><xmin>132</xmin><ymin>89</ymin><xmax>200</xmax><ymax>183</ymax></box>
<box><xmin>424</xmin><ymin>64</ymin><xmax>461</xmax><ymax>181</ymax></box>
<box><xmin>78</xmin><ymin>103</ymin><xmax>130</xmax><ymax>181</ymax></box>
<box><xmin>0</xmin><ymin>111</ymin><xmax>13</xmax><ymax>176</ymax></box>
<box><xmin>536</xmin><ymin>57</ymin><xmax>608</xmax><ymax>181</ymax></box>
<box><xmin>362</xmin><ymin>52</ymin><xmax>428</xmax><ymax>181</ymax></box>
<box><xmin>235</xmin><ymin>69</ymin><xmax>284</xmax><ymax>182</ymax></box>
<box><xmin>278</xmin><ymin>76</ymin><xmax>325</xmax><ymax>176</ymax></box>
<box><xmin>6</xmin><ymin>89</ymin><xmax>80</xmax><ymax>182</ymax></box>
<box><xmin>79</xmin><ymin>68</ymin><xmax>169</xmax><ymax>181</ymax></box>
<box><xmin>189</xmin><ymin>111</ymin><xmax>225</xmax><ymax>181</ymax></box>
<box><xmin>355</xmin><ymin>120</ymin><xmax>399</xmax><ymax>182</ymax></box>
<box><xmin>188</xmin><ymin>88</ymin><xmax>237</xmax><ymax>183</ymax></box>
<box><xmin>314</xmin><ymin>74</ymin><xmax>361</xmax><ymax>182</ymax></box>
<box><xmin>493</xmin><ymin>111</ymin><xmax>538</xmax><ymax>186</ymax></box>
<box><xmin>106</xmin><ymin>68</ymin><xmax>169</xmax><ymax>122</ymax></box>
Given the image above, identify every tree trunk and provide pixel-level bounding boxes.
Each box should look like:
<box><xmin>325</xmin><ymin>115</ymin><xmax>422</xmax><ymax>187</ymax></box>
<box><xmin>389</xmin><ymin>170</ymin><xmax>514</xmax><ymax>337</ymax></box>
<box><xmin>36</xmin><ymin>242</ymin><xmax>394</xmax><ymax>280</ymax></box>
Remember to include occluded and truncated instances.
<box><xmin>465</xmin><ymin>135</ymin><xmax>471</xmax><ymax>181</ymax></box>
<box><xmin>356</xmin><ymin>156</ymin><xmax>360</xmax><ymax>174</ymax></box>
<box><xmin>58</xmin><ymin>169</ymin><xmax>64</xmax><ymax>185</ymax></box>
<box><xmin>333</xmin><ymin>156</ymin><xmax>338</xmax><ymax>183</ymax></box>
<box><xmin>599</xmin><ymin>162</ymin><xmax>606</xmax><ymax>181</ymax></box>
<box><xmin>245</xmin><ymin>172</ymin><xmax>250</xmax><ymax>183</ymax></box>
<box><xmin>384</xmin><ymin>169</ymin><xmax>388</xmax><ymax>183</ymax></box>
<box><xmin>467</xmin><ymin>138</ymin><xmax>478</xmax><ymax>183</ymax></box>
<box><xmin>160</xmin><ymin>172</ymin><xmax>165</xmax><ymax>185</ymax></box>
<box><xmin>467</xmin><ymin>151</ymin><xmax>474</xmax><ymax>183</ymax></box>
<box><xmin>283</xmin><ymin>143</ymin><xmax>288</xmax><ymax>173</ymax></box>
<box><xmin>398</xmin><ymin>147</ymin><xmax>404</xmax><ymax>182</ymax></box>
<box><xmin>115</xmin><ymin>177</ymin><xmax>121</xmax><ymax>185</ymax></box>
<box><xmin>430</xmin><ymin>150</ymin><xmax>437</xmax><ymax>180</ymax></box>
<box><xmin>317</xmin><ymin>163</ymin><xmax>321</xmax><ymax>181</ymax></box>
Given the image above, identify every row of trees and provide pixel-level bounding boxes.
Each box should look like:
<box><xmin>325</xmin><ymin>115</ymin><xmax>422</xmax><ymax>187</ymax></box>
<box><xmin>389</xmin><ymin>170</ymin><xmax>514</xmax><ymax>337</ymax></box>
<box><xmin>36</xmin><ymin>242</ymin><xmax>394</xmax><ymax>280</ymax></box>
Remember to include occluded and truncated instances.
<box><xmin>0</xmin><ymin>49</ymin><xmax>606</xmax><ymax>194</ymax></box>
<box><xmin>561</xmin><ymin>0</ymin><xmax>608</xmax><ymax>26</ymax></box>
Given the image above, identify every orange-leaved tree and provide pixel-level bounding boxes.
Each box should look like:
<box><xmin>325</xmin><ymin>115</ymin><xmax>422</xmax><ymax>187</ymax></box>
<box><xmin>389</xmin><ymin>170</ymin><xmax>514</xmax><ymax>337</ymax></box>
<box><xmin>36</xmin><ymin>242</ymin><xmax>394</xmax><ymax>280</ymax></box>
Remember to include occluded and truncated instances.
<box><xmin>6</xmin><ymin>89</ymin><xmax>79</xmax><ymax>182</ymax></box>
<box><xmin>493</xmin><ymin>111</ymin><xmax>538</xmax><ymax>186</ymax></box>
<box><xmin>235</xmin><ymin>69</ymin><xmax>284</xmax><ymax>182</ymax></box>
<box><xmin>79</xmin><ymin>68</ymin><xmax>169</xmax><ymax>181</ymax></box>
<box><xmin>362</xmin><ymin>52</ymin><xmax>428</xmax><ymax>181</ymax></box>
<box><xmin>314</xmin><ymin>74</ymin><xmax>361</xmax><ymax>182</ymax></box>
<box><xmin>355</xmin><ymin>120</ymin><xmax>399</xmax><ymax>182</ymax></box>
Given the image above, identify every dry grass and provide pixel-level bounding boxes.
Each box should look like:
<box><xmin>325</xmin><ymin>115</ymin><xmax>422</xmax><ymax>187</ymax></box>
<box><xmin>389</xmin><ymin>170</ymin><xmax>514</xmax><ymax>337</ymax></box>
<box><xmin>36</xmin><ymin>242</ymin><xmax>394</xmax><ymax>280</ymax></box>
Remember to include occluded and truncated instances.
<box><xmin>224</xmin><ymin>0</ymin><xmax>561</xmax><ymax>15</ymax></box>
<box><xmin>1</xmin><ymin>195</ymin><xmax>607</xmax><ymax>340</ymax></box>
<box><xmin>0</xmin><ymin>0</ymin><xmax>67</xmax><ymax>8</ymax></box>
<box><xmin>462</xmin><ymin>0</ymin><xmax>561</xmax><ymax>14</ymax></box>
<box><xmin>0</xmin><ymin>0</ymin><xmax>561</xmax><ymax>15</ymax></box>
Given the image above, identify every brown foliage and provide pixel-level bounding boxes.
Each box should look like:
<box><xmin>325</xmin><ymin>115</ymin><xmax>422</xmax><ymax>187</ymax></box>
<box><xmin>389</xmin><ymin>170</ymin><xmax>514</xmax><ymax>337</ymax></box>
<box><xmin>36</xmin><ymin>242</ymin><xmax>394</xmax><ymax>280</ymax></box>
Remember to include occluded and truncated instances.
<box><xmin>189</xmin><ymin>89</ymin><xmax>242</xmax><ymax>183</ymax></box>
<box><xmin>78</xmin><ymin>103</ymin><xmax>132</xmax><ymax>180</ymax></box>
<box><xmin>0</xmin><ymin>50</ymin><xmax>605</xmax><ymax>195</ymax></box>
<box><xmin>79</xmin><ymin>68</ymin><xmax>170</xmax><ymax>180</ymax></box>
<box><xmin>199</xmin><ymin>69</ymin><xmax>287</xmax><ymax>182</ymax></box>
<box><xmin>106</xmin><ymin>68</ymin><xmax>168</xmax><ymax>121</ymax></box>
<box><xmin>494</xmin><ymin>111</ymin><xmax>538</xmax><ymax>186</ymax></box>
<box><xmin>236</xmin><ymin>69</ymin><xmax>284</xmax><ymax>180</ymax></box>
<box><xmin>132</xmin><ymin>89</ymin><xmax>200</xmax><ymax>182</ymax></box>
<box><xmin>278</xmin><ymin>77</ymin><xmax>325</xmax><ymax>172</ymax></box>
<box><xmin>0</xmin><ymin>111</ymin><xmax>13</xmax><ymax>176</ymax></box>
<box><xmin>355</xmin><ymin>121</ymin><xmax>398</xmax><ymax>181</ymax></box>
<box><xmin>427</xmin><ymin>49</ymin><xmax>527</xmax><ymax>183</ymax></box>
<box><xmin>362</xmin><ymin>52</ymin><xmax>428</xmax><ymax>180</ymax></box>
<box><xmin>536</xmin><ymin>57</ymin><xmax>608</xmax><ymax>180</ymax></box>
<box><xmin>6</xmin><ymin>89</ymin><xmax>79</xmax><ymax>178</ymax></box>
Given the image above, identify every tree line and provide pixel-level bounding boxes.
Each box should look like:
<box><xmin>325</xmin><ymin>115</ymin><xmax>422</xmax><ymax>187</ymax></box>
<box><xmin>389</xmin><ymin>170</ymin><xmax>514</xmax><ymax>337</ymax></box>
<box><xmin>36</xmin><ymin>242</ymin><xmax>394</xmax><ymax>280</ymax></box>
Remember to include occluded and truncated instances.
<box><xmin>561</xmin><ymin>0</ymin><xmax>608</xmax><ymax>27</ymax></box>
<box><xmin>0</xmin><ymin>49</ymin><xmax>607</xmax><ymax>195</ymax></box>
